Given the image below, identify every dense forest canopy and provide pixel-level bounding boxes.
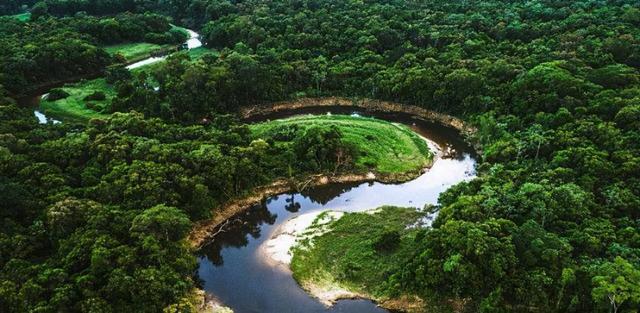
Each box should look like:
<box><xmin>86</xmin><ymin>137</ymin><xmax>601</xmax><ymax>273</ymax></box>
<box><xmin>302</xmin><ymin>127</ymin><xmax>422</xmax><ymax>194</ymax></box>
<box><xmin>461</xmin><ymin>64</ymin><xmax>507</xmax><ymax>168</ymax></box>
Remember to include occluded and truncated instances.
<box><xmin>0</xmin><ymin>11</ymin><xmax>185</xmax><ymax>95</ymax></box>
<box><xmin>0</xmin><ymin>0</ymin><xmax>639</xmax><ymax>312</ymax></box>
<box><xmin>96</xmin><ymin>0</ymin><xmax>640</xmax><ymax>121</ymax></box>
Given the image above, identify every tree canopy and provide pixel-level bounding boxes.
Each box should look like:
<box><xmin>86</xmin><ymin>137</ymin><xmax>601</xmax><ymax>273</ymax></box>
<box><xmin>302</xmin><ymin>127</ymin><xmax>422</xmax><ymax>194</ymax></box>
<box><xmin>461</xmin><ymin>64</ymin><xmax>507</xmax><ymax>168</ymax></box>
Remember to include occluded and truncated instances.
<box><xmin>1</xmin><ymin>0</ymin><xmax>639</xmax><ymax>312</ymax></box>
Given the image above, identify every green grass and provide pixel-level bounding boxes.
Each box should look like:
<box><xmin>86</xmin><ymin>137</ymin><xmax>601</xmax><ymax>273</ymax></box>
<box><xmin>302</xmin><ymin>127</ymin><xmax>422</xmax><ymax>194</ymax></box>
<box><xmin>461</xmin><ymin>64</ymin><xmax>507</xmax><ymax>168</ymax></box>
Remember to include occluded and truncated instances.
<box><xmin>251</xmin><ymin>115</ymin><xmax>433</xmax><ymax>174</ymax></box>
<box><xmin>40</xmin><ymin>78</ymin><xmax>114</xmax><ymax>121</ymax></box>
<box><xmin>187</xmin><ymin>47</ymin><xmax>217</xmax><ymax>59</ymax></box>
<box><xmin>12</xmin><ymin>13</ymin><xmax>31</xmax><ymax>21</ymax></box>
<box><xmin>170</xmin><ymin>24</ymin><xmax>189</xmax><ymax>37</ymax></box>
<box><xmin>104</xmin><ymin>42</ymin><xmax>169</xmax><ymax>62</ymax></box>
<box><xmin>291</xmin><ymin>206</ymin><xmax>424</xmax><ymax>298</ymax></box>
<box><xmin>39</xmin><ymin>47</ymin><xmax>216</xmax><ymax>122</ymax></box>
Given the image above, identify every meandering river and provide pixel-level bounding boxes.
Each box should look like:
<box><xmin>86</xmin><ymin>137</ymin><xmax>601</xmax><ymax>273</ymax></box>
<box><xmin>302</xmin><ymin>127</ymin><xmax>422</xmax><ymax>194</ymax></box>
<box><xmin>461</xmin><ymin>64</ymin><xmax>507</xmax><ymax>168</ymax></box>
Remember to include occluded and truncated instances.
<box><xmin>30</xmin><ymin>28</ymin><xmax>202</xmax><ymax>122</ymax></box>
<box><xmin>23</xmin><ymin>29</ymin><xmax>475</xmax><ymax>309</ymax></box>
<box><xmin>126</xmin><ymin>28</ymin><xmax>202</xmax><ymax>70</ymax></box>
<box><xmin>197</xmin><ymin>107</ymin><xmax>477</xmax><ymax>313</ymax></box>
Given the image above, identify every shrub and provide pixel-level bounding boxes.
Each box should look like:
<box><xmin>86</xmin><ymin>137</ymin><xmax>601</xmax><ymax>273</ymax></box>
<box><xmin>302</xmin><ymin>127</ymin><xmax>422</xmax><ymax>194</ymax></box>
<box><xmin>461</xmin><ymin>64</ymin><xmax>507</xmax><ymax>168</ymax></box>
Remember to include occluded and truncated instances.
<box><xmin>84</xmin><ymin>91</ymin><xmax>106</xmax><ymax>101</ymax></box>
<box><xmin>374</xmin><ymin>230</ymin><xmax>400</xmax><ymax>252</ymax></box>
<box><xmin>47</xmin><ymin>88</ymin><xmax>70</xmax><ymax>101</ymax></box>
<box><xmin>105</xmin><ymin>67</ymin><xmax>131</xmax><ymax>84</ymax></box>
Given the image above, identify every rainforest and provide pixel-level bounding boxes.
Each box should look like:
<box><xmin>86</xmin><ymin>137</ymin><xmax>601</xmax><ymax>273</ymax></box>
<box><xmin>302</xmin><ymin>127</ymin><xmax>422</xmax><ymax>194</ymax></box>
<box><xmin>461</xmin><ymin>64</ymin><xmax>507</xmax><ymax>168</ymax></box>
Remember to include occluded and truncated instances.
<box><xmin>0</xmin><ymin>0</ymin><xmax>639</xmax><ymax>312</ymax></box>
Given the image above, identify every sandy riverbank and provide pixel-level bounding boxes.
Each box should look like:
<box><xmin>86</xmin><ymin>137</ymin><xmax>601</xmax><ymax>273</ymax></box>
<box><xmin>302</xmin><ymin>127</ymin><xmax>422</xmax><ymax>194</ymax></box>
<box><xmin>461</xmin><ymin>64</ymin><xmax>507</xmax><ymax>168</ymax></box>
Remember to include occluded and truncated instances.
<box><xmin>188</xmin><ymin>167</ymin><xmax>433</xmax><ymax>249</ymax></box>
<box><xmin>257</xmin><ymin>210</ymin><xmax>426</xmax><ymax>311</ymax></box>
<box><xmin>258</xmin><ymin>210</ymin><xmax>368</xmax><ymax>306</ymax></box>
<box><xmin>259</xmin><ymin>210</ymin><xmax>344</xmax><ymax>268</ymax></box>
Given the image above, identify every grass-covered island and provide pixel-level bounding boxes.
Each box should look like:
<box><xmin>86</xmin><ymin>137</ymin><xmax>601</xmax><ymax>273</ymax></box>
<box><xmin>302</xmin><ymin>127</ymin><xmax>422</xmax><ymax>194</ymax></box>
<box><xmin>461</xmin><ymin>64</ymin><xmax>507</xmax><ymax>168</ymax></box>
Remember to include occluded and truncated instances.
<box><xmin>189</xmin><ymin>113</ymin><xmax>436</xmax><ymax>251</ymax></box>
<box><xmin>40</xmin><ymin>79</ymin><xmax>113</xmax><ymax>121</ymax></box>
<box><xmin>104</xmin><ymin>42</ymin><xmax>171</xmax><ymax>62</ymax></box>
<box><xmin>252</xmin><ymin>115</ymin><xmax>434</xmax><ymax>176</ymax></box>
<box><xmin>287</xmin><ymin>207</ymin><xmax>428</xmax><ymax>312</ymax></box>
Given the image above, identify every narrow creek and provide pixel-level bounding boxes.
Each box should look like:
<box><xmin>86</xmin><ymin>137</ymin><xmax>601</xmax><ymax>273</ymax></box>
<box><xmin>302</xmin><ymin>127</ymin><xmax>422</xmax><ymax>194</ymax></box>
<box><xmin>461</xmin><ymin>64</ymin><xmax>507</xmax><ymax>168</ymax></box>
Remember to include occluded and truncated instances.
<box><xmin>197</xmin><ymin>107</ymin><xmax>478</xmax><ymax>313</ymax></box>
<box><xmin>27</xmin><ymin>28</ymin><xmax>202</xmax><ymax>122</ymax></box>
<box><xmin>125</xmin><ymin>28</ymin><xmax>202</xmax><ymax>70</ymax></box>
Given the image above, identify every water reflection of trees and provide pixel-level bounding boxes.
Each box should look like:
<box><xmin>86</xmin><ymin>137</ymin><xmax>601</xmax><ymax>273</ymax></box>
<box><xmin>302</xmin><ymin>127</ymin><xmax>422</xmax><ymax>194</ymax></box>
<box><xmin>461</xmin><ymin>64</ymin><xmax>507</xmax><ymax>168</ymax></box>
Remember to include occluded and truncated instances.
<box><xmin>300</xmin><ymin>182</ymin><xmax>361</xmax><ymax>205</ymax></box>
<box><xmin>284</xmin><ymin>194</ymin><xmax>301</xmax><ymax>212</ymax></box>
<box><xmin>198</xmin><ymin>202</ymin><xmax>276</xmax><ymax>266</ymax></box>
<box><xmin>198</xmin><ymin>182</ymin><xmax>361</xmax><ymax>265</ymax></box>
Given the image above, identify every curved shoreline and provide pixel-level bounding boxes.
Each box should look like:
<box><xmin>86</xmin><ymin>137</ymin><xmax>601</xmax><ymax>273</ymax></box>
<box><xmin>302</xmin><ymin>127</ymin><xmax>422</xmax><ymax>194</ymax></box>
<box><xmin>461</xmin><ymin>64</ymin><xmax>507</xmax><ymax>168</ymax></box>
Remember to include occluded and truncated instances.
<box><xmin>192</xmin><ymin>105</ymin><xmax>476</xmax><ymax>312</ymax></box>
<box><xmin>190</xmin><ymin>99</ymin><xmax>475</xmax><ymax>249</ymax></box>
<box><xmin>188</xmin><ymin>167</ymin><xmax>431</xmax><ymax>250</ymax></box>
<box><xmin>241</xmin><ymin>97</ymin><xmax>476</xmax><ymax>136</ymax></box>
<box><xmin>259</xmin><ymin>209</ymin><xmax>425</xmax><ymax>312</ymax></box>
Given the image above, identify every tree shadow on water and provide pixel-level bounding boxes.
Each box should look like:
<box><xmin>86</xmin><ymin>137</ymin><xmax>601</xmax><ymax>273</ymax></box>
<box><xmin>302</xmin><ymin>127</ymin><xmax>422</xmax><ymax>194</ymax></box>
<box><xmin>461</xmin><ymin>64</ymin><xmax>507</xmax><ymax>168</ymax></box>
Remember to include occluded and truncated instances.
<box><xmin>300</xmin><ymin>181</ymin><xmax>361</xmax><ymax>205</ymax></box>
<box><xmin>197</xmin><ymin>202</ymin><xmax>277</xmax><ymax>266</ymax></box>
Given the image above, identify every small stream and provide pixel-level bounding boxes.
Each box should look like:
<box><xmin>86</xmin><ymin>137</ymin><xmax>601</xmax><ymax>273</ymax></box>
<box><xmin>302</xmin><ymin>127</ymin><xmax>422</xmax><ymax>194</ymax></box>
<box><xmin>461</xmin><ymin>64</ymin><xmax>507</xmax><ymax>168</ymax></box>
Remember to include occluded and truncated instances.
<box><xmin>31</xmin><ymin>28</ymin><xmax>202</xmax><ymax>122</ymax></box>
<box><xmin>197</xmin><ymin>108</ymin><xmax>477</xmax><ymax>313</ymax></box>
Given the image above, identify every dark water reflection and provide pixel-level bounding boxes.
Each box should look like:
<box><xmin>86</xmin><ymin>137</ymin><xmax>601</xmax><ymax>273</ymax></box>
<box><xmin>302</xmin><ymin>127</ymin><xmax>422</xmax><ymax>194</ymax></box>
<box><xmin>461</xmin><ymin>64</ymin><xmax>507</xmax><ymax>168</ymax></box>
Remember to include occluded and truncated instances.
<box><xmin>198</xmin><ymin>109</ymin><xmax>477</xmax><ymax>313</ymax></box>
<box><xmin>199</xmin><ymin>203</ymin><xmax>277</xmax><ymax>266</ymax></box>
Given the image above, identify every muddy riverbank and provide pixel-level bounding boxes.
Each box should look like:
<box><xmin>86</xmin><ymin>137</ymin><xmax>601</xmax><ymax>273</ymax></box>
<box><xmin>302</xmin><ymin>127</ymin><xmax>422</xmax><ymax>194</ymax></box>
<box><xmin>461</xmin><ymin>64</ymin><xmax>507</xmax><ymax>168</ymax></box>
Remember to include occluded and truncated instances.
<box><xmin>241</xmin><ymin>97</ymin><xmax>475</xmax><ymax>134</ymax></box>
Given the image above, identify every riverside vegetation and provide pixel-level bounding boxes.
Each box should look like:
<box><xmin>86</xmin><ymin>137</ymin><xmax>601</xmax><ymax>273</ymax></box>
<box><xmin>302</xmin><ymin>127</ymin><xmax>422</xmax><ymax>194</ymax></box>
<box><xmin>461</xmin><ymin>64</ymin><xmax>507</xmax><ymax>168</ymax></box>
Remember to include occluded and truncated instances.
<box><xmin>1</xmin><ymin>0</ymin><xmax>640</xmax><ymax>312</ymax></box>
<box><xmin>0</xmin><ymin>107</ymin><xmax>419</xmax><ymax>312</ymax></box>
<box><xmin>291</xmin><ymin>207</ymin><xmax>429</xmax><ymax>310</ymax></box>
<box><xmin>250</xmin><ymin>115</ymin><xmax>433</xmax><ymax>175</ymax></box>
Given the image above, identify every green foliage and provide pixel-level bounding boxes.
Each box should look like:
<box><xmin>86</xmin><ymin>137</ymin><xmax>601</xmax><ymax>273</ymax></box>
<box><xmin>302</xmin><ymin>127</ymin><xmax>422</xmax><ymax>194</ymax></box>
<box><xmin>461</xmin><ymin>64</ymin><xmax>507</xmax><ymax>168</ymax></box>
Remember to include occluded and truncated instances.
<box><xmin>0</xmin><ymin>1</ymin><xmax>37</xmax><ymax>16</ymax></box>
<box><xmin>130</xmin><ymin>205</ymin><xmax>191</xmax><ymax>243</ymax></box>
<box><xmin>0</xmin><ymin>11</ymin><xmax>182</xmax><ymax>95</ymax></box>
<box><xmin>591</xmin><ymin>257</ymin><xmax>640</xmax><ymax>313</ymax></box>
<box><xmin>615</xmin><ymin>104</ymin><xmax>640</xmax><ymax>130</ymax></box>
<box><xmin>2</xmin><ymin>108</ymin><xmax>423</xmax><ymax>311</ymax></box>
<box><xmin>105</xmin><ymin>66</ymin><xmax>132</xmax><ymax>84</ymax></box>
<box><xmin>104</xmin><ymin>42</ymin><xmax>170</xmax><ymax>62</ymax></box>
<box><xmin>47</xmin><ymin>88</ymin><xmax>69</xmax><ymax>101</ymax></box>
<box><xmin>84</xmin><ymin>91</ymin><xmax>106</xmax><ymax>101</ymax></box>
<box><xmin>406</xmin><ymin>218</ymin><xmax>517</xmax><ymax>301</ymax></box>
<box><xmin>30</xmin><ymin>2</ymin><xmax>48</xmax><ymax>20</ymax></box>
<box><xmin>292</xmin><ymin>125</ymin><xmax>351</xmax><ymax>172</ymax></box>
<box><xmin>588</xmin><ymin>64</ymin><xmax>639</xmax><ymax>89</ymax></box>
<box><xmin>46</xmin><ymin>198</ymin><xmax>100</xmax><ymax>239</ymax></box>
<box><xmin>1</xmin><ymin>0</ymin><xmax>640</xmax><ymax>311</ymax></box>
<box><xmin>252</xmin><ymin>115</ymin><xmax>432</xmax><ymax>174</ymax></box>
<box><xmin>12</xmin><ymin>13</ymin><xmax>31</xmax><ymax>21</ymax></box>
<box><xmin>291</xmin><ymin>207</ymin><xmax>425</xmax><ymax>298</ymax></box>
<box><xmin>373</xmin><ymin>230</ymin><xmax>401</xmax><ymax>252</ymax></box>
<box><xmin>40</xmin><ymin>78</ymin><xmax>113</xmax><ymax>121</ymax></box>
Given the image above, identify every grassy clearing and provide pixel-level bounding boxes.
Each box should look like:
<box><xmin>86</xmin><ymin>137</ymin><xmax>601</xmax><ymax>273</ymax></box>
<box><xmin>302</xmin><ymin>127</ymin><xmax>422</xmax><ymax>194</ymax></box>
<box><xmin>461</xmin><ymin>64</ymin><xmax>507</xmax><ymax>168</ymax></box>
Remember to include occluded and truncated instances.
<box><xmin>251</xmin><ymin>115</ymin><xmax>433</xmax><ymax>174</ymax></box>
<box><xmin>40</xmin><ymin>78</ymin><xmax>113</xmax><ymax>121</ymax></box>
<box><xmin>104</xmin><ymin>42</ymin><xmax>170</xmax><ymax>62</ymax></box>
<box><xmin>39</xmin><ymin>48</ymin><xmax>216</xmax><ymax>121</ymax></box>
<box><xmin>291</xmin><ymin>206</ymin><xmax>424</xmax><ymax>300</ymax></box>
<box><xmin>170</xmin><ymin>24</ymin><xmax>189</xmax><ymax>37</ymax></box>
<box><xmin>12</xmin><ymin>13</ymin><xmax>31</xmax><ymax>21</ymax></box>
<box><xmin>187</xmin><ymin>47</ymin><xmax>217</xmax><ymax>59</ymax></box>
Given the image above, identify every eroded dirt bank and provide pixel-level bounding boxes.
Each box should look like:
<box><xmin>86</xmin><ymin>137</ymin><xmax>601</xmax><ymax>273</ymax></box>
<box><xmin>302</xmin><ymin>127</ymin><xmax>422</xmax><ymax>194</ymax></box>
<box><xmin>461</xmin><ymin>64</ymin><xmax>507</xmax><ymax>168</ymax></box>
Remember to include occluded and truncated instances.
<box><xmin>190</xmin><ymin>98</ymin><xmax>475</xmax><ymax>249</ymax></box>
<box><xmin>188</xmin><ymin>169</ymin><xmax>428</xmax><ymax>250</ymax></box>
<box><xmin>241</xmin><ymin>97</ymin><xmax>476</xmax><ymax>135</ymax></box>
